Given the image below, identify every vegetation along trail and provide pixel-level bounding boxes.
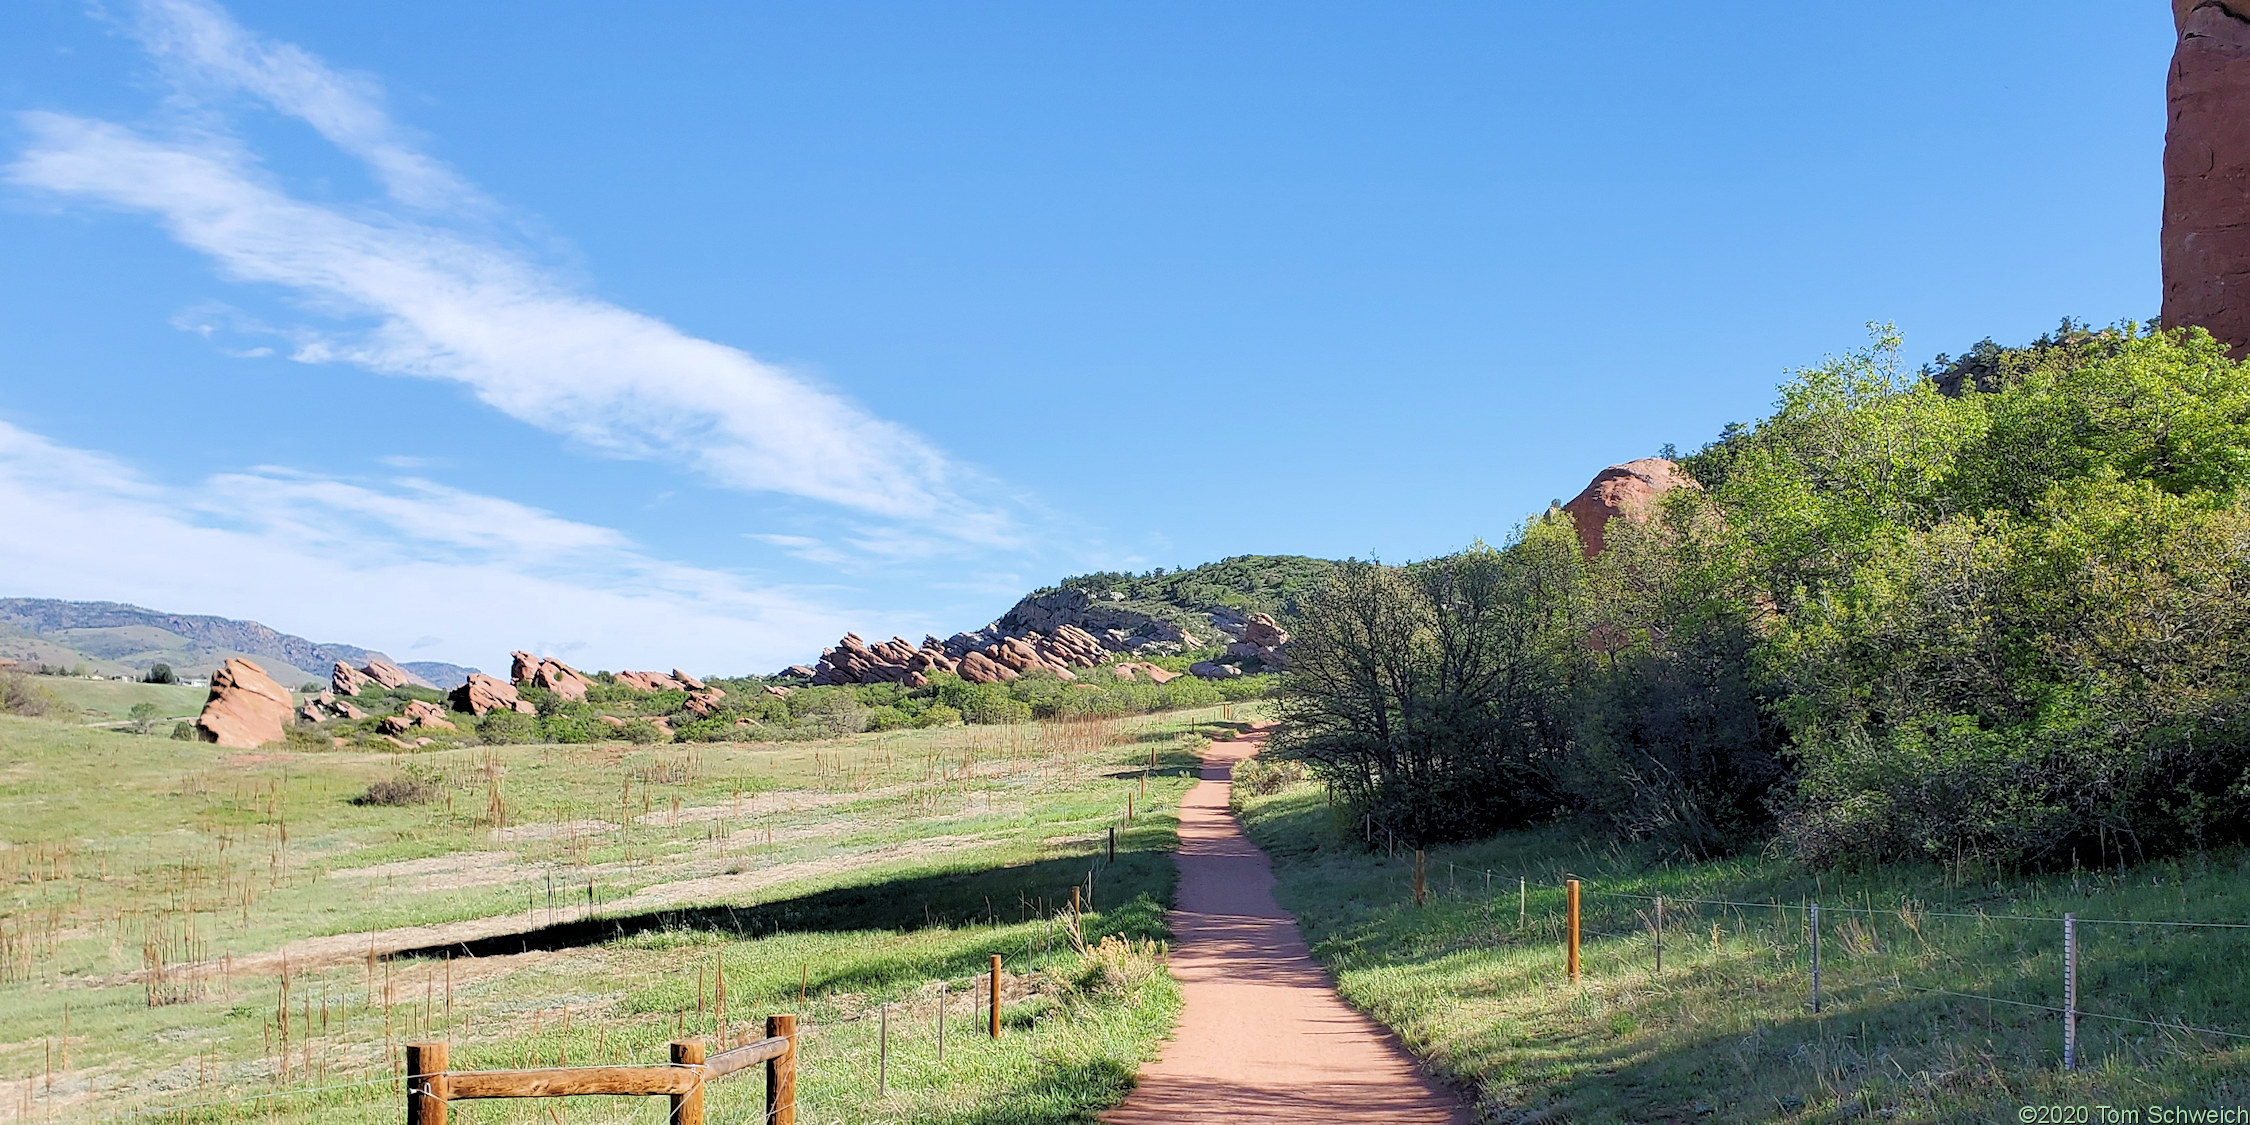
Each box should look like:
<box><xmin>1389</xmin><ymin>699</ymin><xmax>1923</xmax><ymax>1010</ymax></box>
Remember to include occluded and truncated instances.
<box><xmin>1103</xmin><ymin>723</ymin><xmax>1468</xmax><ymax>1124</ymax></box>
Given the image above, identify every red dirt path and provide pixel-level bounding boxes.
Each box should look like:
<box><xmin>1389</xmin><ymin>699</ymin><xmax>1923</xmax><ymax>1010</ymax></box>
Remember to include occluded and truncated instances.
<box><xmin>1102</xmin><ymin>726</ymin><xmax>1470</xmax><ymax>1124</ymax></box>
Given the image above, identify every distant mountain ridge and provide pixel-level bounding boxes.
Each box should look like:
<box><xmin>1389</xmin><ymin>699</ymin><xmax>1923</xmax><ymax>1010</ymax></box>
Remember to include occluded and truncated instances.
<box><xmin>0</xmin><ymin>598</ymin><xmax>478</xmax><ymax>688</ymax></box>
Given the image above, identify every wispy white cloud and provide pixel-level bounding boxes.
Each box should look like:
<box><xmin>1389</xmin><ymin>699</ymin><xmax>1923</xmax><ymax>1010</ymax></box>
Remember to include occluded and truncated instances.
<box><xmin>0</xmin><ymin>418</ymin><xmax>880</xmax><ymax>673</ymax></box>
<box><xmin>6</xmin><ymin>0</ymin><xmax>1016</xmax><ymax>547</ymax></box>
<box><xmin>129</xmin><ymin>0</ymin><xmax>487</xmax><ymax>212</ymax></box>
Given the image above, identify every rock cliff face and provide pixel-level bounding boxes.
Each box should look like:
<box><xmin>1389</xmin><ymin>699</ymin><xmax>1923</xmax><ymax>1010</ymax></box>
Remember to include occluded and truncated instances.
<box><xmin>194</xmin><ymin>658</ymin><xmax>295</xmax><ymax>748</ymax></box>
<box><xmin>2165</xmin><ymin>0</ymin><xmax>2250</xmax><ymax>356</ymax></box>
<box><xmin>1561</xmin><ymin>458</ymin><xmax>1701</xmax><ymax>558</ymax></box>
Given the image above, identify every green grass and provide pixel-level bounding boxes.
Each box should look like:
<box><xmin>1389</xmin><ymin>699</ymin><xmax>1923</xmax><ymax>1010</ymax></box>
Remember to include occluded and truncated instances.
<box><xmin>0</xmin><ymin>708</ymin><xmax>1233</xmax><ymax>1123</ymax></box>
<box><xmin>17</xmin><ymin>676</ymin><xmax>209</xmax><ymax>723</ymax></box>
<box><xmin>1235</xmin><ymin>781</ymin><xmax>2250</xmax><ymax>1125</ymax></box>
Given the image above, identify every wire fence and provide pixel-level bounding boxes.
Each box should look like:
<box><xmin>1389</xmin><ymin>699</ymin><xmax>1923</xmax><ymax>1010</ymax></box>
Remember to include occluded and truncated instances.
<box><xmin>14</xmin><ymin>780</ymin><xmax>1154</xmax><ymax>1125</ymax></box>
<box><xmin>1367</xmin><ymin>828</ymin><xmax>2250</xmax><ymax>1073</ymax></box>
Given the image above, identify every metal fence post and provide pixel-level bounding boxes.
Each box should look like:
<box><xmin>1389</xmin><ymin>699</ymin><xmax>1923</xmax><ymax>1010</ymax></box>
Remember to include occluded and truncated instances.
<box><xmin>2064</xmin><ymin>913</ymin><xmax>2078</xmax><ymax>1071</ymax></box>
<box><xmin>878</xmin><ymin>1003</ymin><xmax>888</xmax><ymax>1095</ymax></box>
<box><xmin>1809</xmin><ymin>903</ymin><xmax>1822</xmax><ymax>1014</ymax></box>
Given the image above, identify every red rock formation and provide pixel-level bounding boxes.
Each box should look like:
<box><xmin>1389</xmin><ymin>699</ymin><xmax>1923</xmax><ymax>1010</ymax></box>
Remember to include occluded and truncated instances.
<box><xmin>194</xmin><ymin>658</ymin><xmax>295</xmax><ymax>748</ymax></box>
<box><xmin>672</xmin><ymin>670</ymin><xmax>705</xmax><ymax>691</ymax></box>
<box><xmin>614</xmin><ymin>670</ymin><xmax>687</xmax><ymax>693</ymax></box>
<box><xmin>362</xmin><ymin>657</ymin><xmax>422</xmax><ymax>690</ymax></box>
<box><xmin>2165</xmin><ymin>0</ymin><xmax>2250</xmax><ymax>355</ymax></box>
<box><xmin>451</xmin><ymin>673</ymin><xmax>535</xmax><ymax>716</ymax></box>
<box><xmin>296</xmin><ymin>691</ymin><xmax>367</xmax><ymax>724</ymax></box>
<box><xmin>512</xmin><ymin>651</ymin><xmax>592</xmax><ymax>701</ymax></box>
<box><xmin>1561</xmin><ymin>458</ymin><xmax>1702</xmax><ymax>558</ymax></box>
<box><xmin>331</xmin><ymin>661</ymin><xmax>376</xmax><ymax>697</ymax></box>
<box><xmin>1112</xmin><ymin>661</ymin><xmax>1180</xmax><ymax>685</ymax></box>
<box><xmin>956</xmin><ymin>650</ymin><xmax>1017</xmax><ymax>684</ymax></box>
<box><xmin>683</xmin><ymin>689</ymin><xmax>727</xmax><ymax>717</ymax></box>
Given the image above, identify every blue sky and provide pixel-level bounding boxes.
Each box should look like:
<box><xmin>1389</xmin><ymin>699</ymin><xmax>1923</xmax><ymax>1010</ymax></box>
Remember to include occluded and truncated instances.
<box><xmin>0</xmin><ymin>1</ymin><xmax>2171</xmax><ymax>674</ymax></box>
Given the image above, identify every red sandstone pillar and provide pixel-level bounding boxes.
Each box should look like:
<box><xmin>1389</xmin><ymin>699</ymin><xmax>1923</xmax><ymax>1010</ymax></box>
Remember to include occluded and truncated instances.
<box><xmin>2163</xmin><ymin>1</ymin><xmax>2250</xmax><ymax>355</ymax></box>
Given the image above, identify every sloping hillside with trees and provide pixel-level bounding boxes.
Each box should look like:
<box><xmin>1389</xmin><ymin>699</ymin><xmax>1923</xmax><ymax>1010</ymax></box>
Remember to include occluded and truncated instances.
<box><xmin>1281</xmin><ymin>321</ymin><xmax>2250</xmax><ymax>870</ymax></box>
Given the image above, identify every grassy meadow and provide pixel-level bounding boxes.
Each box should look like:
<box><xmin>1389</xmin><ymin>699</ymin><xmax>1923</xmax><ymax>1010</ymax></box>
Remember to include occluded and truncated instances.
<box><xmin>1234</xmin><ymin>775</ymin><xmax>2250</xmax><ymax>1125</ymax></box>
<box><xmin>0</xmin><ymin>703</ymin><xmax>1255</xmax><ymax>1123</ymax></box>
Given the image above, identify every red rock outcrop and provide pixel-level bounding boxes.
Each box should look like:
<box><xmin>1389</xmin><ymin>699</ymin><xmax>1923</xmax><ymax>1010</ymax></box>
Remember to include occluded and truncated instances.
<box><xmin>683</xmin><ymin>688</ymin><xmax>727</xmax><ymax>717</ymax></box>
<box><xmin>194</xmin><ymin>658</ymin><xmax>295</xmax><ymax>748</ymax></box>
<box><xmin>672</xmin><ymin>670</ymin><xmax>705</xmax><ymax>691</ymax></box>
<box><xmin>379</xmin><ymin>700</ymin><xmax>457</xmax><ymax>737</ymax></box>
<box><xmin>296</xmin><ymin>691</ymin><xmax>366</xmax><ymax>724</ymax></box>
<box><xmin>1561</xmin><ymin>458</ymin><xmax>1702</xmax><ymax>558</ymax></box>
<box><xmin>512</xmin><ymin>652</ymin><xmax>592</xmax><ymax>701</ymax></box>
<box><xmin>613</xmin><ymin>670</ymin><xmax>689</xmax><ymax>693</ymax></box>
<box><xmin>956</xmin><ymin>650</ymin><xmax>1017</xmax><ymax>684</ymax></box>
<box><xmin>1112</xmin><ymin>662</ymin><xmax>1180</xmax><ymax>684</ymax></box>
<box><xmin>451</xmin><ymin>673</ymin><xmax>535</xmax><ymax>716</ymax></box>
<box><xmin>361</xmin><ymin>657</ymin><xmax>423</xmax><ymax>690</ymax></box>
<box><xmin>2165</xmin><ymin>0</ymin><xmax>2250</xmax><ymax>356</ymax></box>
<box><xmin>331</xmin><ymin>661</ymin><xmax>376</xmax><ymax>697</ymax></box>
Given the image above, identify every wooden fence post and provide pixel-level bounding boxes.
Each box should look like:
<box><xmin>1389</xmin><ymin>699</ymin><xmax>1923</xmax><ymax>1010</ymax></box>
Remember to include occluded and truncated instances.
<box><xmin>1413</xmin><ymin>850</ymin><xmax>1426</xmax><ymax>907</ymax></box>
<box><xmin>1566</xmin><ymin>880</ymin><xmax>1581</xmax><ymax>982</ymax></box>
<box><xmin>766</xmin><ymin>1014</ymin><xmax>796</xmax><ymax>1125</ymax></box>
<box><xmin>406</xmin><ymin>1041</ymin><xmax>447</xmax><ymax>1125</ymax></box>
<box><xmin>668</xmin><ymin>1039</ymin><xmax>704</xmax><ymax>1125</ymax></box>
<box><xmin>1108</xmin><ymin>826</ymin><xmax>1116</xmax><ymax>864</ymax></box>
<box><xmin>990</xmin><ymin>955</ymin><xmax>1003</xmax><ymax>1039</ymax></box>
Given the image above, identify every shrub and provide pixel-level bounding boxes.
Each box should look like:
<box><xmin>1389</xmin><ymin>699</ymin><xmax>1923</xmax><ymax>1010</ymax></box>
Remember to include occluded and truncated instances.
<box><xmin>352</xmin><ymin>773</ymin><xmax>440</xmax><ymax>806</ymax></box>
<box><xmin>476</xmin><ymin>709</ymin><xmax>538</xmax><ymax>745</ymax></box>
<box><xmin>864</xmin><ymin>705</ymin><xmax>912</xmax><ymax>731</ymax></box>
<box><xmin>1276</xmin><ymin>540</ymin><xmax>1583</xmax><ymax>847</ymax></box>
<box><xmin>1233</xmin><ymin>756</ymin><xmax>1307</xmax><ymax>798</ymax></box>
<box><xmin>618</xmin><ymin>718</ymin><xmax>667</xmax><ymax>744</ymax></box>
<box><xmin>915</xmin><ymin>703</ymin><xmax>963</xmax><ymax>728</ymax></box>
<box><xmin>0</xmin><ymin>673</ymin><xmax>57</xmax><ymax>717</ymax></box>
<box><xmin>144</xmin><ymin>663</ymin><xmax>175</xmax><ymax>684</ymax></box>
<box><xmin>282</xmin><ymin>725</ymin><xmax>331</xmax><ymax>751</ymax></box>
<box><xmin>539</xmin><ymin>713</ymin><xmax>597</xmax><ymax>743</ymax></box>
<box><xmin>128</xmin><ymin>701</ymin><xmax>162</xmax><ymax>735</ymax></box>
<box><xmin>170</xmin><ymin>721</ymin><xmax>196</xmax><ymax>740</ymax></box>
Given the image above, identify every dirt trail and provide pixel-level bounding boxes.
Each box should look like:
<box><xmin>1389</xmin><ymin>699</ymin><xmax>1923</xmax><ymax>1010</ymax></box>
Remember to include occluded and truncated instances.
<box><xmin>1103</xmin><ymin>726</ymin><xmax>1468</xmax><ymax>1124</ymax></box>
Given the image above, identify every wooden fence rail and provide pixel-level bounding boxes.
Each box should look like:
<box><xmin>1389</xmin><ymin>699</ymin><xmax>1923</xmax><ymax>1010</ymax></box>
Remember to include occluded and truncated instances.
<box><xmin>405</xmin><ymin>1013</ymin><xmax>795</xmax><ymax>1125</ymax></box>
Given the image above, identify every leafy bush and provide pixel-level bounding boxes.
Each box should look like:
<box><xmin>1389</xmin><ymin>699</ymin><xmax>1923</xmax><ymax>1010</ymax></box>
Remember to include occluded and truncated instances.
<box><xmin>915</xmin><ymin>703</ymin><xmax>963</xmax><ymax>727</ymax></box>
<box><xmin>0</xmin><ymin>673</ymin><xmax>57</xmax><ymax>717</ymax></box>
<box><xmin>170</xmin><ymin>721</ymin><xmax>196</xmax><ymax>740</ymax></box>
<box><xmin>1232</xmin><ymin>756</ymin><xmax>1307</xmax><ymax>798</ymax></box>
<box><xmin>476</xmin><ymin>709</ymin><xmax>538</xmax><ymax>745</ymax></box>
<box><xmin>128</xmin><ymin>701</ymin><xmax>161</xmax><ymax>734</ymax></box>
<box><xmin>143</xmin><ymin>663</ymin><xmax>175</xmax><ymax>684</ymax></box>
<box><xmin>352</xmin><ymin>773</ymin><xmax>440</xmax><ymax>806</ymax></box>
<box><xmin>864</xmin><ymin>705</ymin><xmax>913</xmax><ymax>731</ymax></box>
<box><xmin>618</xmin><ymin>718</ymin><xmax>667</xmax><ymax>744</ymax></box>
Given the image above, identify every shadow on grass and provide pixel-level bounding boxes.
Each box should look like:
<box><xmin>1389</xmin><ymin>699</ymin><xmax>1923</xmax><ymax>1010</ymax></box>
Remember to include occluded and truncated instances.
<box><xmin>391</xmin><ymin>847</ymin><xmax>1176</xmax><ymax>965</ymax></box>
